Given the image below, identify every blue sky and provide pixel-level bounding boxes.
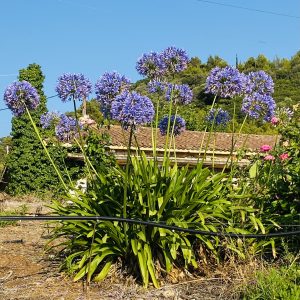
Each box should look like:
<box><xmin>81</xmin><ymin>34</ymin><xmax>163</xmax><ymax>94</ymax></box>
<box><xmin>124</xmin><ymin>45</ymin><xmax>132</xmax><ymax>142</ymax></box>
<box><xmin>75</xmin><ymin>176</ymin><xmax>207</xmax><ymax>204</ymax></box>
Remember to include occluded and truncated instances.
<box><xmin>1</xmin><ymin>0</ymin><xmax>299</xmax><ymax>137</ymax></box>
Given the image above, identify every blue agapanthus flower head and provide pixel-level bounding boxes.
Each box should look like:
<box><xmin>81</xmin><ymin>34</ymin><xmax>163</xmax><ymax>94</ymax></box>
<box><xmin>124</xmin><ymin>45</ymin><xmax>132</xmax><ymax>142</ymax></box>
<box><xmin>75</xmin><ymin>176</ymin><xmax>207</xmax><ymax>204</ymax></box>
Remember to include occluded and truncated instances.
<box><xmin>136</xmin><ymin>52</ymin><xmax>166</xmax><ymax>79</ymax></box>
<box><xmin>159</xmin><ymin>115</ymin><xmax>186</xmax><ymax>136</ymax></box>
<box><xmin>242</xmin><ymin>92</ymin><xmax>276</xmax><ymax>121</ymax></box>
<box><xmin>148</xmin><ymin>80</ymin><xmax>167</xmax><ymax>94</ymax></box>
<box><xmin>162</xmin><ymin>47</ymin><xmax>189</xmax><ymax>74</ymax></box>
<box><xmin>205</xmin><ymin>66</ymin><xmax>245</xmax><ymax>98</ymax></box>
<box><xmin>40</xmin><ymin>111</ymin><xmax>61</xmax><ymax>129</ymax></box>
<box><xmin>111</xmin><ymin>91</ymin><xmax>154</xmax><ymax>130</ymax></box>
<box><xmin>95</xmin><ymin>71</ymin><xmax>131</xmax><ymax>117</ymax></box>
<box><xmin>3</xmin><ymin>81</ymin><xmax>40</xmax><ymax>116</ymax></box>
<box><xmin>165</xmin><ymin>84</ymin><xmax>193</xmax><ymax>105</ymax></box>
<box><xmin>245</xmin><ymin>71</ymin><xmax>274</xmax><ymax>96</ymax></box>
<box><xmin>55</xmin><ymin>114</ymin><xmax>81</xmax><ymax>142</ymax></box>
<box><xmin>55</xmin><ymin>73</ymin><xmax>92</xmax><ymax>102</ymax></box>
<box><xmin>206</xmin><ymin>108</ymin><xmax>230</xmax><ymax>126</ymax></box>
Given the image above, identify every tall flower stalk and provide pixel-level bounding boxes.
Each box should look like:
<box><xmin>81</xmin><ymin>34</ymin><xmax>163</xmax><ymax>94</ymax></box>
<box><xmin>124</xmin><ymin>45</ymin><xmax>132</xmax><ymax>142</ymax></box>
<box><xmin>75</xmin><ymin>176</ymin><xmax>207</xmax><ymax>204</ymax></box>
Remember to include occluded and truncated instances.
<box><xmin>25</xmin><ymin>106</ymin><xmax>68</xmax><ymax>191</ymax></box>
<box><xmin>199</xmin><ymin>66</ymin><xmax>246</xmax><ymax>163</ymax></box>
<box><xmin>56</xmin><ymin>73</ymin><xmax>95</xmax><ymax>179</ymax></box>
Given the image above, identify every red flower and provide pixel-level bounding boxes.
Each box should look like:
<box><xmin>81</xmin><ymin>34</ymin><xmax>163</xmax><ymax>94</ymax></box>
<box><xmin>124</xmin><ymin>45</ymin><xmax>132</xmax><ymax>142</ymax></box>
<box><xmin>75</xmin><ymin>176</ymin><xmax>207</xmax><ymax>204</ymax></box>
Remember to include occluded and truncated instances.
<box><xmin>279</xmin><ymin>153</ymin><xmax>289</xmax><ymax>160</ymax></box>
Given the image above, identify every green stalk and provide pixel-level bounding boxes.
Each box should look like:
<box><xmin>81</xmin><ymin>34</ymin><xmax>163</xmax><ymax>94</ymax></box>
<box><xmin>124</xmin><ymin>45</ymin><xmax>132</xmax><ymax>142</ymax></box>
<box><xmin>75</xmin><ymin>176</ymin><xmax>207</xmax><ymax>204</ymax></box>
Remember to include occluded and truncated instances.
<box><xmin>123</xmin><ymin>125</ymin><xmax>134</xmax><ymax>246</ymax></box>
<box><xmin>133</xmin><ymin>134</ymin><xmax>152</xmax><ymax>218</ymax></box>
<box><xmin>25</xmin><ymin>106</ymin><xmax>68</xmax><ymax>191</ymax></box>
<box><xmin>230</xmin><ymin>100</ymin><xmax>236</xmax><ymax>171</ymax></box>
<box><xmin>163</xmin><ymin>87</ymin><xmax>174</xmax><ymax>168</ymax></box>
<box><xmin>221</xmin><ymin>114</ymin><xmax>248</xmax><ymax>174</ymax></box>
<box><xmin>201</xmin><ymin>108</ymin><xmax>218</xmax><ymax>165</ymax></box>
<box><xmin>73</xmin><ymin>138</ymin><xmax>103</xmax><ymax>183</ymax></box>
<box><xmin>198</xmin><ymin>94</ymin><xmax>218</xmax><ymax>162</ymax></box>
<box><xmin>168</xmin><ymin>106</ymin><xmax>179</xmax><ymax>162</ymax></box>
<box><xmin>72</xmin><ymin>98</ymin><xmax>94</xmax><ymax>181</ymax></box>
<box><xmin>265</xmin><ymin>132</ymin><xmax>279</xmax><ymax>185</ymax></box>
<box><xmin>56</xmin><ymin>140</ymin><xmax>74</xmax><ymax>187</ymax></box>
<box><xmin>151</xmin><ymin>96</ymin><xmax>160</xmax><ymax>160</ymax></box>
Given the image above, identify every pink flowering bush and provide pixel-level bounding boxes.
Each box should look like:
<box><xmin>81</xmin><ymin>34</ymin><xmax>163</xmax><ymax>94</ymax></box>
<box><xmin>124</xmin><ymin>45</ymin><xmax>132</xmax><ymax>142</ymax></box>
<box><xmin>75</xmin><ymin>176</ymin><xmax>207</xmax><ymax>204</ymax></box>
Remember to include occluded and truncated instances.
<box><xmin>247</xmin><ymin>109</ymin><xmax>300</xmax><ymax>243</ymax></box>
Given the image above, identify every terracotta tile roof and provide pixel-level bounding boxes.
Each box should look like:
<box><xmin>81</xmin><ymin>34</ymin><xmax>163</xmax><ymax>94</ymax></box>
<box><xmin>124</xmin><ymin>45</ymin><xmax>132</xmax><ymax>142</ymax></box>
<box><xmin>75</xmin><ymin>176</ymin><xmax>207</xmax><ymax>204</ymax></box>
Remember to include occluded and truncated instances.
<box><xmin>99</xmin><ymin>125</ymin><xmax>278</xmax><ymax>152</ymax></box>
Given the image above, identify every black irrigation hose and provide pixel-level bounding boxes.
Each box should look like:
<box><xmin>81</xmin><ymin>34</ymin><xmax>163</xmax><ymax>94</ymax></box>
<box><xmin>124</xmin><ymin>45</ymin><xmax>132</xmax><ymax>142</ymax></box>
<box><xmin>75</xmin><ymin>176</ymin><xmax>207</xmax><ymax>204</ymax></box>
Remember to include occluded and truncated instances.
<box><xmin>1</xmin><ymin>215</ymin><xmax>300</xmax><ymax>239</ymax></box>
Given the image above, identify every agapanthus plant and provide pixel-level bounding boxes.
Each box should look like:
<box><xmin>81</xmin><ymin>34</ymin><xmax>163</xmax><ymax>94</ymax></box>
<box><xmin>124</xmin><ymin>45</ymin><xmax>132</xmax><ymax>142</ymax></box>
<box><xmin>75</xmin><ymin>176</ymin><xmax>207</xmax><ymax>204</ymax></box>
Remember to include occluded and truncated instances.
<box><xmin>40</xmin><ymin>111</ymin><xmax>61</xmax><ymax>129</ymax></box>
<box><xmin>55</xmin><ymin>114</ymin><xmax>80</xmax><ymax>142</ymax></box>
<box><xmin>56</xmin><ymin>73</ymin><xmax>92</xmax><ymax>102</ymax></box>
<box><xmin>245</xmin><ymin>70</ymin><xmax>274</xmax><ymax>96</ymax></box>
<box><xmin>41</xmin><ymin>112</ymin><xmax>80</xmax><ymax>142</ymax></box>
<box><xmin>95</xmin><ymin>72</ymin><xmax>131</xmax><ymax>117</ymax></box>
<box><xmin>159</xmin><ymin>115</ymin><xmax>186</xmax><ymax>136</ymax></box>
<box><xmin>148</xmin><ymin>80</ymin><xmax>167</xmax><ymax>94</ymax></box>
<box><xmin>136</xmin><ymin>52</ymin><xmax>166</xmax><ymax>79</ymax></box>
<box><xmin>165</xmin><ymin>83</ymin><xmax>193</xmax><ymax>105</ymax></box>
<box><xmin>3</xmin><ymin>81</ymin><xmax>40</xmax><ymax>116</ymax></box>
<box><xmin>111</xmin><ymin>91</ymin><xmax>154</xmax><ymax>130</ymax></box>
<box><xmin>161</xmin><ymin>46</ymin><xmax>189</xmax><ymax>74</ymax></box>
<box><xmin>206</xmin><ymin>108</ymin><xmax>230</xmax><ymax>126</ymax></box>
<box><xmin>241</xmin><ymin>92</ymin><xmax>276</xmax><ymax>121</ymax></box>
<box><xmin>205</xmin><ymin>66</ymin><xmax>245</xmax><ymax>98</ymax></box>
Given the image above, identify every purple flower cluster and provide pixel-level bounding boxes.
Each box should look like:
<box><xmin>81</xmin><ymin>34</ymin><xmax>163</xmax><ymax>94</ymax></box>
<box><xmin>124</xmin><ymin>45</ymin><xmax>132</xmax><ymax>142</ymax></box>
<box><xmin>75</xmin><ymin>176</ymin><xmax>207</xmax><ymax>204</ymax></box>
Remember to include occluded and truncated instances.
<box><xmin>55</xmin><ymin>114</ymin><xmax>80</xmax><ymax>142</ymax></box>
<box><xmin>159</xmin><ymin>115</ymin><xmax>186</xmax><ymax>136</ymax></box>
<box><xmin>148</xmin><ymin>80</ymin><xmax>166</xmax><ymax>94</ymax></box>
<box><xmin>55</xmin><ymin>73</ymin><xmax>92</xmax><ymax>102</ymax></box>
<box><xmin>165</xmin><ymin>84</ymin><xmax>193</xmax><ymax>105</ymax></box>
<box><xmin>245</xmin><ymin>71</ymin><xmax>274</xmax><ymax>95</ymax></box>
<box><xmin>148</xmin><ymin>81</ymin><xmax>193</xmax><ymax>105</ymax></box>
<box><xmin>3</xmin><ymin>81</ymin><xmax>40</xmax><ymax>116</ymax></box>
<box><xmin>206</xmin><ymin>108</ymin><xmax>230</xmax><ymax>126</ymax></box>
<box><xmin>163</xmin><ymin>47</ymin><xmax>189</xmax><ymax>74</ymax></box>
<box><xmin>40</xmin><ymin>111</ymin><xmax>60</xmax><ymax>129</ymax></box>
<box><xmin>241</xmin><ymin>92</ymin><xmax>276</xmax><ymax>121</ymax></box>
<box><xmin>205</xmin><ymin>66</ymin><xmax>245</xmax><ymax>98</ymax></box>
<box><xmin>111</xmin><ymin>91</ymin><xmax>154</xmax><ymax>130</ymax></box>
<box><xmin>136</xmin><ymin>47</ymin><xmax>189</xmax><ymax>79</ymax></box>
<box><xmin>136</xmin><ymin>52</ymin><xmax>167</xmax><ymax>79</ymax></box>
<box><xmin>241</xmin><ymin>71</ymin><xmax>276</xmax><ymax>121</ymax></box>
<box><xmin>95</xmin><ymin>72</ymin><xmax>131</xmax><ymax>117</ymax></box>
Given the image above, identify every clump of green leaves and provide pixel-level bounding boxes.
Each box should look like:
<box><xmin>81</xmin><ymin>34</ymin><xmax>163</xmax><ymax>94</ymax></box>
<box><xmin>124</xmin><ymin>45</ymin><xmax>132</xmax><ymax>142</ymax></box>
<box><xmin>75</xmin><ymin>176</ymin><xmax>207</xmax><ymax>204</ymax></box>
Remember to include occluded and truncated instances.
<box><xmin>49</xmin><ymin>133</ymin><xmax>270</xmax><ymax>287</ymax></box>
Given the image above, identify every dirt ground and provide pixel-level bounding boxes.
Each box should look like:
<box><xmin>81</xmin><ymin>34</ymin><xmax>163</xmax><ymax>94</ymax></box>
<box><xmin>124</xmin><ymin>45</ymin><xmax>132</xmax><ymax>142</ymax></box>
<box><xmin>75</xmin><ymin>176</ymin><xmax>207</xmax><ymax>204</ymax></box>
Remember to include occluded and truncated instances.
<box><xmin>0</xmin><ymin>194</ymin><xmax>237</xmax><ymax>300</ymax></box>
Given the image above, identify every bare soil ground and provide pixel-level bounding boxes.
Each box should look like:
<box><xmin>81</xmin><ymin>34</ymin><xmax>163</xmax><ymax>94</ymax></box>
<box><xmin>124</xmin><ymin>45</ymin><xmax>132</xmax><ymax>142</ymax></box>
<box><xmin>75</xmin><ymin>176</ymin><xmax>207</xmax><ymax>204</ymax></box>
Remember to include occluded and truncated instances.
<box><xmin>0</xmin><ymin>193</ymin><xmax>238</xmax><ymax>300</ymax></box>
